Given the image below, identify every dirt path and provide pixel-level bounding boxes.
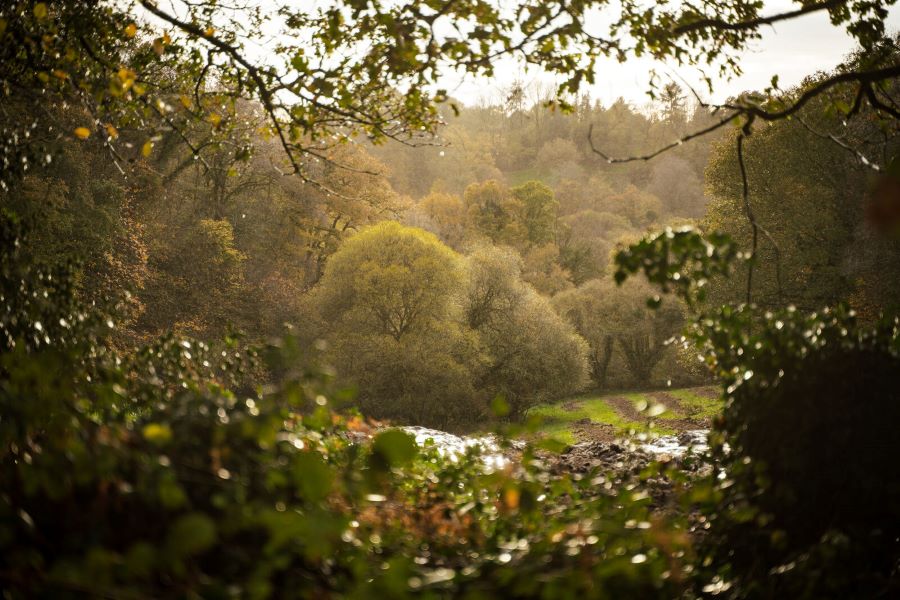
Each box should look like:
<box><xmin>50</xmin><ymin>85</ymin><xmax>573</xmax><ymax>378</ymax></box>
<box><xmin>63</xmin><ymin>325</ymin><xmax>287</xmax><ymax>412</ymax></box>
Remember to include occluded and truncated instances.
<box><xmin>604</xmin><ymin>392</ymin><xmax>709</xmax><ymax>434</ymax></box>
<box><xmin>604</xmin><ymin>396</ymin><xmax>646</xmax><ymax>423</ymax></box>
<box><xmin>688</xmin><ymin>386</ymin><xmax>720</xmax><ymax>399</ymax></box>
<box><xmin>570</xmin><ymin>419</ymin><xmax>616</xmax><ymax>443</ymax></box>
<box><xmin>649</xmin><ymin>391</ymin><xmax>709</xmax><ymax>429</ymax></box>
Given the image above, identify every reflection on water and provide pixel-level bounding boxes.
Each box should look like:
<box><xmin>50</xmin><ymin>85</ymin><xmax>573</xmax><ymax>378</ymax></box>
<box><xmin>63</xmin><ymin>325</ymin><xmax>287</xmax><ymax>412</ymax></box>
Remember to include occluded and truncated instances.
<box><xmin>402</xmin><ymin>426</ymin><xmax>513</xmax><ymax>469</ymax></box>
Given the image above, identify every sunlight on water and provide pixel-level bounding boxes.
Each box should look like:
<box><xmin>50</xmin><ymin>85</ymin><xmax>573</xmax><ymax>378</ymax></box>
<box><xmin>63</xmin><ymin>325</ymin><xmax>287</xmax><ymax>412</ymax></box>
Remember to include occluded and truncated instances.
<box><xmin>640</xmin><ymin>430</ymin><xmax>709</xmax><ymax>456</ymax></box>
<box><xmin>403</xmin><ymin>426</ymin><xmax>513</xmax><ymax>470</ymax></box>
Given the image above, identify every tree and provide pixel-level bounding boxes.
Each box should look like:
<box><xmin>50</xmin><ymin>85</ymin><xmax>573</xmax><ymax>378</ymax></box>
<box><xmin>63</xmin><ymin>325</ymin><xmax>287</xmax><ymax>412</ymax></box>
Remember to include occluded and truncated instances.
<box><xmin>464</xmin><ymin>246</ymin><xmax>590</xmax><ymax>417</ymax></box>
<box><xmin>510</xmin><ymin>180</ymin><xmax>559</xmax><ymax>246</ymax></box>
<box><xmin>309</xmin><ymin>222</ymin><xmax>481</xmax><ymax>427</ymax></box>
<box><xmin>552</xmin><ymin>279</ymin><xmax>618</xmax><ymax>388</ymax></box>
<box><xmin>414</xmin><ymin>191</ymin><xmax>469</xmax><ymax>249</ymax></box>
<box><xmin>463</xmin><ymin>180</ymin><xmax>527</xmax><ymax>245</ymax></box>
<box><xmin>554</xmin><ymin>278</ymin><xmax>685</xmax><ymax>387</ymax></box>
<box><xmin>703</xmin><ymin>64</ymin><xmax>900</xmax><ymax>312</ymax></box>
<box><xmin>613</xmin><ymin>281</ymin><xmax>684</xmax><ymax>385</ymax></box>
<box><xmin>313</xmin><ymin>222</ymin><xmax>463</xmax><ymax>342</ymax></box>
<box><xmin>646</xmin><ymin>155</ymin><xmax>706</xmax><ymax>218</ymax></box>
<box><xmin>597</xmin><ymin>185</ymin><xmax>663</xmax><ymax>229</ymax></box>
<box><xmin>521</xmin><ymin>244</ymin><xmax>574</xmax><ymax>296</ymax></box>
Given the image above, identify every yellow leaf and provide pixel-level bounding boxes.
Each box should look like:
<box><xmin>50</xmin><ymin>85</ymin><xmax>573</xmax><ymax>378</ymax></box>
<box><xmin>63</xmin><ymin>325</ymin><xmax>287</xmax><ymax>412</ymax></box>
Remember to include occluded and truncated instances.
<box><xmin>179</xmin><ymin>95</ymin><xmax>192</xmax><ymax>109</ymax></box>
<box><xmin>105</xmin><ymin>124</ymin><xmax>119</xmax><ymax>139</ymax></box>
<box><xmin>162</xmin><ymin>33</ymin><xmax>171</xmax><ymax>45</ymax></box>
<box><xmin>33</xmin><ymin>3</ymin><xmax>48</xmax><ymax>19</ymax></box>
<box><xmin>152</xmin><ymin>39</ymin><xmax>164</xmax><ymax>56</ymax></box>
<box><xmin>207</xmin><ymin>113</ymin><xmax>222</xmax><ymax>127</ymax></box>
<box><xmin>52</xmin><ymin>69</ymin><xmax>67</xmax><ymax>80</ymax></box>
<box><xmin>117</xmin><ymin>67</ymin><xmax>136</xmax><ymax>83</ymax></box>
<box><xmin>74</xmin><ymin>127</ymin><xmax>91</xmax><ymax>140</ymax></box>
<box><xmin>142</xmin><ymin>423</ymin><xmax>172</xmax><ymax>444</ymax></box>
<box><xmin>503</xmin><ymin>487</ymin><xmax>520</xmax><ymax>510</ymax></box>
<box><xmin>124</xmin><ymin>23</ymin><xmax>137</xmax><ymax>38</ymax></box>
<box><xmin>204</xmin><ymin>26</ymin><xmax>215</xmax><ymax>37</ymax></box>
<box><xmin>141</xmin><ymin>140</ymin><xmax>154</xmax><ymax>157</ymax></box>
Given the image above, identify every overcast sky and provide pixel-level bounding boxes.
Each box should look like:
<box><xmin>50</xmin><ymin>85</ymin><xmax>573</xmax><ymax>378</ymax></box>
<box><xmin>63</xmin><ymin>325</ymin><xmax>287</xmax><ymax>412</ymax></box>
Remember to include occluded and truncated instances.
<box><xmin>441</xmin><ymin>0</ymin><xmax>900</xmax><ymax>109</ymax></box>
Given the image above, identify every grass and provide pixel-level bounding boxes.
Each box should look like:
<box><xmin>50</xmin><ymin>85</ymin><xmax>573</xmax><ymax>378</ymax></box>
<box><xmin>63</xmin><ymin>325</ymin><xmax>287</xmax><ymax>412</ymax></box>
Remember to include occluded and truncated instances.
<box><xmin>669</xmin><ymin>387</ymin><xmax>723</xmax><ymax>419</ymax></box>
<box><xmin>526</xmin><ymin>386</ymin><xmax>722</xmax><ymax>445</ymax></box>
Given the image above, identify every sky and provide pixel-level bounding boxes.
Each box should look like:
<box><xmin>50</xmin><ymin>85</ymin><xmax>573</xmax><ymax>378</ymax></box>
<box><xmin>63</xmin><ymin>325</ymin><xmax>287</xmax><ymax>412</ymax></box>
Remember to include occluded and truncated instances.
<box><xmin>440</xmin><ymin>0</ymin><xmax>900</xmax><ymax>110</ymax></box>
<box><xmin>143</xmin><ymin>0</ymin><xmax>900</xmax><ymax>111</ymax></box>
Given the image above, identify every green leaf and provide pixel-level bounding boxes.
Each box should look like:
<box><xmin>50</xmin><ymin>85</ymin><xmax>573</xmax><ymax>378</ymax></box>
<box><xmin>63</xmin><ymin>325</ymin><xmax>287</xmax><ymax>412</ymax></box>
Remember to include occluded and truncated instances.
<box><xmin>292</xmin><ymin>452</ymin><xmax>333</xmax><ymax>502</ymax></box>
<box><xmin>535</xmin><ymin>437</ymin><xmax>568</xmax><ymax>453</ymax></box>
<box><xmin>491</xmin><ymin>395</ymin><xmax>510</xmax><ymax>417</ymax></box>
<box><xmin>166</xmin><ymin>513</ymin><xmax>217</xmax><ymax>559</ymax></box>
<box><xmin>371</xmin><ymin>429</ymin><xmax>417</xmax><ymax>468</ymax></box>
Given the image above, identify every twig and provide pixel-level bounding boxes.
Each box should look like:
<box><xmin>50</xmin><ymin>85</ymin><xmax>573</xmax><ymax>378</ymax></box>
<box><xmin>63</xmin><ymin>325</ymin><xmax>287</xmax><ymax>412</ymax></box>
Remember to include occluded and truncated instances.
<box><xmin>736</xmin><ymin>130</ymin><xmax>783</xmax><ymax>305</ymax></box>
<box><xmin>795</xmin><ymin>115</ymin><xmax>882</xmax><ymax>171</ymax></box>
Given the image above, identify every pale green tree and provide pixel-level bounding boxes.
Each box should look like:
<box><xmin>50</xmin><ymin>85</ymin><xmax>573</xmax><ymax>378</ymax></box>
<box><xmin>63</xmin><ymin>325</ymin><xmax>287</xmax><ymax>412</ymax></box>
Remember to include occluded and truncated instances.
<box><xmin>464</xmin><ymin>246</ymin><xmax>590</xmax><ymax>417</ymax></box>
<box><xmin>311</xmin><ymin>222</ymin><xmax>481</xmax><ymax>427</ymax></box>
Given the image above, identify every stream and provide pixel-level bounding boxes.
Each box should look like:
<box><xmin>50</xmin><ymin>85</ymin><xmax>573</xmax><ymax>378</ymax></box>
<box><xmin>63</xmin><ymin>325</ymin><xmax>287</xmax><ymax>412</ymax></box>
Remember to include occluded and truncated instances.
<box><xmin>403</xmin><ymin>426</ymin><xmax>710</xmax><ymax>470</ymax></box>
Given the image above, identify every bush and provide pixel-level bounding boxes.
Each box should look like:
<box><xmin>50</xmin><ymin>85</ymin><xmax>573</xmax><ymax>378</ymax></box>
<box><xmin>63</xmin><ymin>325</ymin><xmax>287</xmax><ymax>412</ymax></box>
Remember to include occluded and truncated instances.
<box><xmin>614</xmin><ymin>227</ymin><xmax>900</xmax><ymax>598</ymax></box>
<box><xmin>692</xmin><ymin>306</ymin><xmax>900</xmax><ymax>598</ymax></box>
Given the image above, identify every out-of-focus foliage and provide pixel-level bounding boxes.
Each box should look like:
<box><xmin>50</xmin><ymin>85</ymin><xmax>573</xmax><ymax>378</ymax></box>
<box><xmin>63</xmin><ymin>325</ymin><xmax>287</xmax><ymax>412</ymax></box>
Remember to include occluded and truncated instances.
<box><xmin>615</xmin><ymin>227</ymin><xmax>739</xmax><ymax>309</ymax></box>
<box><xmin>615</xmin><ymin>224</ymin><xmax>900</xmax><ymax>599</ymax></box>
<box><xmin>688</xmin><ymin>305</ymin><xmax>900</xmax><ymax>599</ymax></box>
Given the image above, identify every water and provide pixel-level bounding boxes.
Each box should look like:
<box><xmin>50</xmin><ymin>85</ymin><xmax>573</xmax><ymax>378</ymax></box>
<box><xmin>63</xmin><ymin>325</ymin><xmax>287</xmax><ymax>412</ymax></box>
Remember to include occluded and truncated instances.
<box><xmin>403</xmin><ymin>426</ymin><xmax>514</xmax><ymax>469</ymax></box>
<box><xmin>640</xmin><ymin>430</ymin><xmax>709</xmax><ymax>456</ymax></box>
<box><xmin>403</xmin><ymin>426</ymin><xmax>709</xmax><ymax>467</ymax></box>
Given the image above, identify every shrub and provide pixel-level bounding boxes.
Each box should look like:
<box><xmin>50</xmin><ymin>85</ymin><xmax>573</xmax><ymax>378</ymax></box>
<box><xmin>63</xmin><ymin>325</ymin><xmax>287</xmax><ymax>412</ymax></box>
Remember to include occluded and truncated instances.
<box><xmin>691</xmin><ymin>306</ymin><xmax>900</xmax><ymax>598</ymax></box>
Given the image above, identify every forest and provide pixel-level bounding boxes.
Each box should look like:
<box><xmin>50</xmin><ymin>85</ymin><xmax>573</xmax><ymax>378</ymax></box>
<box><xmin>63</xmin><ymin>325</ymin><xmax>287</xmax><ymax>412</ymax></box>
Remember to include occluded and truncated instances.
<box><xmin>1</xmin><ymin>0</ymin><xmax>899</xmax><ymax>598</ymax></box>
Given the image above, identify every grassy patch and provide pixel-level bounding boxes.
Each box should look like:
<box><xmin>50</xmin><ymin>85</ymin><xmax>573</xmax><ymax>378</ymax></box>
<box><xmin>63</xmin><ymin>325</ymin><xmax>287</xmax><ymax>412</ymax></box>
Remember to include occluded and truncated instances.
<box><xmin>624</xmin><ymin>392</ymin><xmax>680</xmax><ymax>421</ymax></box>
<box><xmin>526</xmin><ymin>387</ymin><xmax>722</xmax><ymax>444</ymax></box>
<box><xmin>669</xmin><ymin>387</ymin><xmax>723</xmax><ymax>419</ymax></box>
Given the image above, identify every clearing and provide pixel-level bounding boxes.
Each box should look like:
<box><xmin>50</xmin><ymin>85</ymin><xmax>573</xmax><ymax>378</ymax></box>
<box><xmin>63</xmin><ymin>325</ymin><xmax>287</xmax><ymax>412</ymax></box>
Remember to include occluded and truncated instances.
<box><xmin>528</xmin><ymin>386</ymin><xmax>722</xmax><ymax>445</ymax></box>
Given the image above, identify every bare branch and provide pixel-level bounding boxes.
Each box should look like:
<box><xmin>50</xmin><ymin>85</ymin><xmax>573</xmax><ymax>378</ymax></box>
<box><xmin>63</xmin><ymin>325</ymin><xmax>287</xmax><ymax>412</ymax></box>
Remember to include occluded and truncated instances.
<box><xmin>671</xmin><ymin>0</ymin><xmax>848</xmax><ymax>37</ymax></box>
<box><xmin>588</xmin><ymin>112</ymin><xmax>739</xmax><ymax>163</ymax></box>
<box><xmin>795</xmin><ymin>115</ymin><xmax>882</xmax><ymax>171</ymax></box>
<box><xmin>736</xmin><ymin>131</ymin><xmax>783</xmax><ymax>305</ymax></box>
<box><xmin>589</xmin><ymin>64</ymin><xmax>900</xmax><ymax>164</ymax></box>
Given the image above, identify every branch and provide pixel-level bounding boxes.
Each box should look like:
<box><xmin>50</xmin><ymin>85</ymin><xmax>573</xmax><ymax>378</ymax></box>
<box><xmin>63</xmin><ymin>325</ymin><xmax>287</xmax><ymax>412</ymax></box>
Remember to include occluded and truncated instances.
<box><xmin>138</xmin><ymin>1</ymin><xmax>302</xmax><ymax>176</ymax></box>
<box><xmin>589</xmin><ymin>64</ymin><xmax>900</xmax><ymax>164</ymax></box>
<box><xmin>671</xmin><ymin>0</ymin><xmax>847</xmax><ymax>36</ymax></box>
<box><xmin>865</xmin><ymin>84</ymin><xmax>900</xmax><ymax>120</ymax></box>
<box><xmin>736</xmin><ymin>131</ymin><xmax>783</xmax><ymax>305</ymax></box>
<box><xmin>588</xmin><ymin>111</ymin><xmax>739</xmax><ymax>163</ymax></box>
<box><xmin>796</xmin><ymin>115</ymin><xmax>882</xmax><ymax>171</ymax></box>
